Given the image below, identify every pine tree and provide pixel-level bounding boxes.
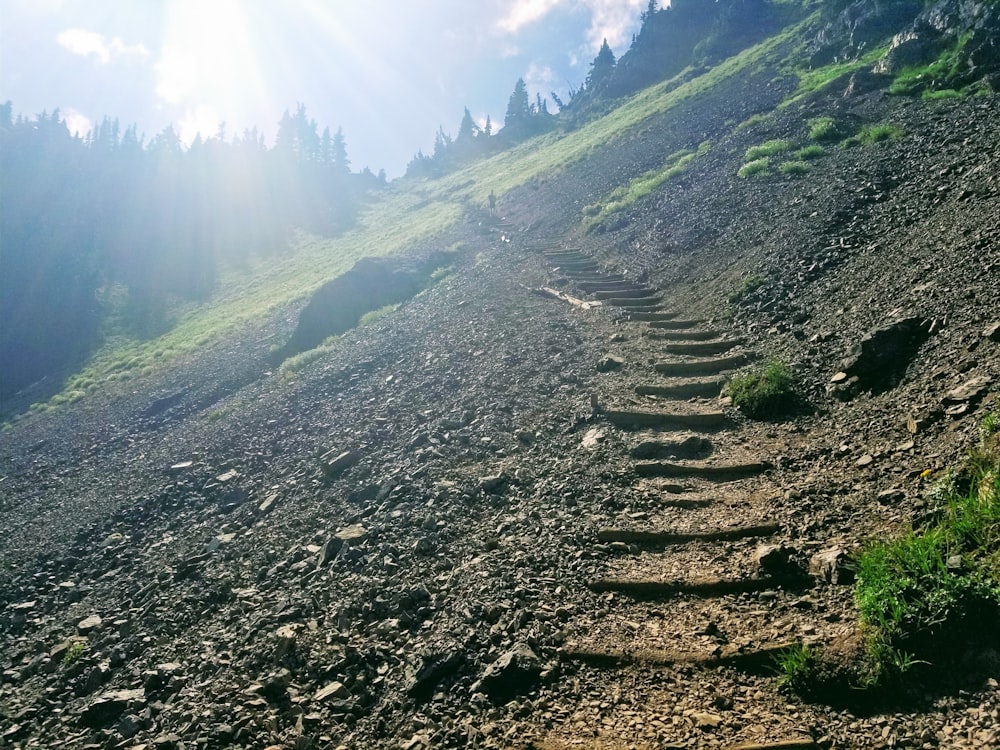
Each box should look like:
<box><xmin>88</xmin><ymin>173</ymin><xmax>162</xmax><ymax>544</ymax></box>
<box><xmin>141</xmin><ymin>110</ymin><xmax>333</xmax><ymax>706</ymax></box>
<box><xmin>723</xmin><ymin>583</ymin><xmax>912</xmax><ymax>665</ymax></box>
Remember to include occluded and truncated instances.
<box><xmin>331</xmin><ymin>127</ymin><xmax>350</xmax><ymax>178</ymax></box>
<box><xmin>586</xmin><ymin>39</ymin><xmax>616</xmax><ymax>93</ymax></box>
<box><xmin>484</xmin><ymin>115</ymin><xmax>493</xmax><ymax>137</ymax></box>
<box><xmin>456</xmin><ymin>107</ymin><xmax>478</xmax><ymax>142</ymax></box>
<box><xmin>504</xmin><ymin>78</ymin><xmax>531</xmax><ymax>131</ymax></box>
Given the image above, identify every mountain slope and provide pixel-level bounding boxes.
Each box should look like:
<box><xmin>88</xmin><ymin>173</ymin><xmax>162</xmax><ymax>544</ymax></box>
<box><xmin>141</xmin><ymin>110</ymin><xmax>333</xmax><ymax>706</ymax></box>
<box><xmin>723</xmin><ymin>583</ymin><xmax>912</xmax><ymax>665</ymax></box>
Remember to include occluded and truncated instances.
<box><xmin>2</xmin><ymin>3</ymin><xmax>1000</xmax><ymax>748</ymax></box>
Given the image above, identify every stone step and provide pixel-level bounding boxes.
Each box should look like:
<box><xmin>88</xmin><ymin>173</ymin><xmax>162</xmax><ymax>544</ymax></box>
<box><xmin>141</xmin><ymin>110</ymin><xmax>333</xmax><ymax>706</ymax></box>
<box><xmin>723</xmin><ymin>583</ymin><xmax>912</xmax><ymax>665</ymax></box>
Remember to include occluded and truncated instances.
<box><xmin>596</xmin><ymin>522</ymin><xmax>779</xmax><ymax>546</ymax></box>
<box><xmin>546</xmin><ymin>255</ymin><xmax>591</xmax><ymax>264</ymax></box>
<box><xmin>575</xmin><ymin>280</ymin><xmax>644</xmax><ymax>293</ymax></box>
<box><xmin>563</xmin><ymin>272</ymin><xmax>626</xmax><ymax>282</ymax></box>
<box><xmin>562</xmin><ymin>640</ymin><xmax>798</xmax><ymax>671</ymax></box>
<box><xmin>634</xmin><ymin>460</ymin><xmax>771</xmax><ymax>480</ymax></box>
<box><xmin>646</xmin><ymin>328</ymin><xmax>723</xmax><ymax>341</ymax></box>
<box><xmin>636</xmin><ymin>378</ymin><xmax>724</xmax><ymax>400</ymax></box>
<box><xmin>648</xmin><ymin>319</ymin><xmax>706</xmax><ymax>330</ymax></box>
<box><xmin>604</xmin><ymin>409</ymin><xmax>728</xmax><ymax>430</ymax></box>
<box><xmin>587</xmin><ymin>574</ymin><xmax>809</xmax><ymax>598</ymax></box>
<box><xmin>606</xmin><ymin>296</ymin><xmax>663</xmax><ymax>308</ymax></box>
<box><xmin>661</xmin><ymin>339</ymin><xmax>743</xmax><ymax>356</ymax></box>
<box><xmin>553</xmin><ymin>263</ymin><xmax>601</xmax><ymax>274</ymax></box>
<box><xmin>726</xmin><ymin>741</ymin><xmax>821</xmax><ymax>750</ymax></box>
<box><xmin>625</xmin><ymin>311</ymin><xmax>680</xmax><ymax>322</ymax></box>
<box><xmin>619</xmin><ymin>305</ymin><xmax>666</xmax><ymax>313</ymax></box>
<box><xmin>631</xmin><ymin>435</ymin><xmax>713</xmax><ymax>460</ymax></box>
<box><xmin>592</xmin><ymin>287</ymin><xmax>659</xmax><ymax>300</ymax></box>
<box><xmin>654</xmin><ymin>354</ymin><xmax>748</xmax><ymax>376</ymax></box>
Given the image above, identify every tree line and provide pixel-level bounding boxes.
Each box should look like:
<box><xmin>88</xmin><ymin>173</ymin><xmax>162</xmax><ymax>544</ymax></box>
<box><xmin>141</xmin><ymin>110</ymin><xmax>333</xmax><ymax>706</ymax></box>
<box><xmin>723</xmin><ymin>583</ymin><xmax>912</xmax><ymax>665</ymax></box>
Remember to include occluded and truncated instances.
<box><xmin>0</xmin><ymin>102</ymin><xmax>381</xmax><ymax>403</ymax></box>
<box><xmin>407</xmin><ymin>0</ymin><xmax>781</xmax><ymax>178</ymax></box>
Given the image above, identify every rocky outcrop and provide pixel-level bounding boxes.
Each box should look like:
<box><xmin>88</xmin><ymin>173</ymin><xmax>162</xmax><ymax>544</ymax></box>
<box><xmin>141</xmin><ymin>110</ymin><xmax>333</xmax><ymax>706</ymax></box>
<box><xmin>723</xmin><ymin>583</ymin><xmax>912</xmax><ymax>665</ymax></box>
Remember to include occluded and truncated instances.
<box><xmin>273</xmin><ymin>251</ymin><xmax>453</xmax><ymax>364</ymax></box>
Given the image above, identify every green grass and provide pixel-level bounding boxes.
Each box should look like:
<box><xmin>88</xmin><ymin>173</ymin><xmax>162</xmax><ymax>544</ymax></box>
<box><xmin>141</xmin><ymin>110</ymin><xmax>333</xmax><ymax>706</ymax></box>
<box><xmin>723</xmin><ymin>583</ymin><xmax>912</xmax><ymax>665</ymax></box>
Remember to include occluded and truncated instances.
<box><xmin>779</xmin><ymin>160</ymin><xmax>810</xmax><ymax>176</ymax></box>
<box><xmin>726</xmin><ymin>359</ymin><xmax>797</xmax><ymax>419</ymax></box>
<box><xmin>738</xmin><ymin>157</ymin><xmax>770</xmax><ymax>178</ymax></box>
<box><xmin>922</xmin><ymin>88</ymin><xmax>963</xmax><ymax>100</ymax></box>
<box><xmin>23</xmin><ymin>13</ymin><xmax>819</xmax><ymax>417</ymax></box>
<box><xmin>794</xmin><ymin>144</ymin><xmax>825</xmax><ymax>160</ymax></box>
<box><xmin>774</xmin><ymin>642</ymin><xmax>815</xmax><ymax>693</ymax></box>
<box><xmin>745</xmin><ymin>138</ymin><xmax>794</xmax><ymax>160</ymax></box>
<box><xmin>983</xmin><ymin>407</ymin><xmax>1000</xmax><ymax>438</ymax></box>
<box><xmin>583</xmin><ymin>145</ymin><xmax>711</xmax><ymax>228</ymax></box>
<box><xmin>807</xmin><ymin>116</ymin><xmax>843</xmax><ymax>142</ymax></box>
<box><xmin>734</xmin><ymin>112</ymin><xmax>770</xmax><ymax>131</ymax></box>
<box><xmin>853</xmin><ymin>443</ymin><xmax>1000</xmax><ymax>688</ymax></box>
<box><xmin>358</xmin><ymin>302</ymin><xmax>401</xmax><ymax>326</ymax></box>
<box><xmin>780</xmin><ymin>44</ymin><xmax>889</xmax><ymax>108</ymax></box>
<box><xmin>63</xmin><ymin>641</ymin><xmax>87</xmax><ymax>665</ymax></box>
<box><xmin>843</xmin><ymin>123</ymin><xmax>903</xmax><ymax>148</ymax></box>
<box><xmin>889</xmin><ymin>33</ymin><xmax>974</xmax><ymax>97</ymax></box>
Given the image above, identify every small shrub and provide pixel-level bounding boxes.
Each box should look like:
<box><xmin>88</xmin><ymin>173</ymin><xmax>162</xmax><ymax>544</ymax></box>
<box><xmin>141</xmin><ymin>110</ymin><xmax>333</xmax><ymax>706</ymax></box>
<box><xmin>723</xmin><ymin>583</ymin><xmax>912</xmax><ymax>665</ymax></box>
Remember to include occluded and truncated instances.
<box><xmin>774</xmin><ymin>643</ymin><xmax>815</xmax><ymax>693</ymax></box>
<box><xmin>745</xmin><ymin>139</ymin><xmax>794</xmax><ymax>161</ymax></box>
<box><xmin>845</xmin><ymin>123</ymin><xmax>903</xmax><ymax>148</ymax></box>
<box><xmin>922</xmin><ymin>88</ymin><xmax>963</xmax><ymax>100</ymax></box>
<box><xmin>63</xmin><ymin>641</ymin><xmax>87</xmax><ymax>665</ymax></box>
<box><xmin>779</xmin><ymin>160</ymin><xmax>810</xmax><ymax>176</ymax></box>
<box><xmin>853</xmin><ymin>451</ymin><xmax>1000</xmax><ymax>689</ymax></box>
<box><xmin>807</xmin><ymin>116</ymin><xmax>842</xmax><ymax>142</ymax></box>
<box><xmin>795</xmin><ymin>144</ymin><xmax>825</xmax><ymax>160</ymax></box>
<box><xmin>582</xmin><ymin>204</ymin><xmax>601</xmax><ymax>217</ymax></box>
<box><xmin>738</xmin><ymin>157</ymin><xmax>770</xmax><ymax>179</ymax></box>
<box><xmin>279</xmin><ymin>346</ymin><xmax>330</xmax><ymax>375</ymax></box>
<box><xmin>982</xmin><ymin>407</ymin><xmax>1000</xmax><ymax>438</ymax></box>
<box><xmin>735</xmin><ymin>112</ymin><xmax>769</xmax><ymax>131</ymax></box>
<box><xmin>726</xmin><ymin>359</ymin><xmax>797</xmax><ymax>419</ymax></box>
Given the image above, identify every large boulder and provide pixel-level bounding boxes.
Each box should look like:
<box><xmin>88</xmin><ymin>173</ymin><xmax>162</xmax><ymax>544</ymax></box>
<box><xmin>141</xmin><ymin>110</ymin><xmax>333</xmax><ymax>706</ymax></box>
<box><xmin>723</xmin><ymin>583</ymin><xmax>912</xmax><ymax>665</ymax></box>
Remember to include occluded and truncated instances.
<box><xmin>827</xmin><ymin>316</ymin><xmax>931</xmax><ymax>401</ymax></box>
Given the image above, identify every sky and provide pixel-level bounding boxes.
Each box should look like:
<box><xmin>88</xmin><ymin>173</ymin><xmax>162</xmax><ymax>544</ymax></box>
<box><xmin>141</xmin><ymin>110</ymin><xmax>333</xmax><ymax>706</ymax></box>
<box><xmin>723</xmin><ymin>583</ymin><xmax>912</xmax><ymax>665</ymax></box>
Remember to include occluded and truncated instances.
<box><xmin>0</xmin><ymin>0</ymin><xmax>648</xmax><ymax>177</ymax></box>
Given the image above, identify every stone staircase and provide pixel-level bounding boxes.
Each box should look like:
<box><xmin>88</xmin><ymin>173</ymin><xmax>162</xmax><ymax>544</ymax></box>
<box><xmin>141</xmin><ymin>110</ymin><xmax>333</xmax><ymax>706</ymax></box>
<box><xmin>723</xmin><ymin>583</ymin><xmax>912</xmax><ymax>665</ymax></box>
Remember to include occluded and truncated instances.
<box><xmin>524</xmin><ymin>237</ymin><xmax>829</xmax><ymax>750</ymax></box>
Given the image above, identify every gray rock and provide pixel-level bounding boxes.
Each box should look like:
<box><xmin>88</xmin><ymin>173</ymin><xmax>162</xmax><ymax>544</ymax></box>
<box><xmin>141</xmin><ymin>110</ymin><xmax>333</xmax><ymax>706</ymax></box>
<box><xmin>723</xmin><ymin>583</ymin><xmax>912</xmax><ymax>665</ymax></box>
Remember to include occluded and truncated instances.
<box><xmin>320</xmin><ymin>449</ymin><xmax>361</xmax><ymax>478</ymax></box>
<box><xmin>596</xmin><ymin>354</ymin><xmax>625</xmax><ymax>372</ymax></box>
<box><xmin>810</xmin><ymin>547</ymin><xmax>855</xmax><ymax>585</ymax></box>
<box><xmin>984</xmin><ymin>322</ymin><xmax>1000</xmax><ymax>342</ymax></box>
<box><xmin>474</xmin><ymin>643</ymin><xmax>542</xmax><ymax>702</ymax></box>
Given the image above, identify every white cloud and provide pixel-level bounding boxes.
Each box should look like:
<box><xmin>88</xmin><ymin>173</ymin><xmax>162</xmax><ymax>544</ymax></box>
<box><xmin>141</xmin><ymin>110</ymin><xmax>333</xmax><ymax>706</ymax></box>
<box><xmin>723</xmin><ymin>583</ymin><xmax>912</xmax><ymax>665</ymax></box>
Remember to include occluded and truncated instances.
<box><xmin>525</xmin><ymin>62</ymin><xmax>557</xmax><ymax>98</ymax></box>
<box><xmin>63</xmin><ymin>108</ymin><xmax>91</xmax><ymax>138</ymax></box>
<box><xmin>56</xmin><ymin>28</ymin><xmax>150</xmax><ymax>64</ymax></box>
<box><xmin>155</xmin><ymin>45</ymin><xmax>198</xmax><ymax>105</ymax></box>
<box><xmin>178</xmin><ymin>105</ymin><xmax>222</xmax><ymax>146</ymax></box>
<box><xmin>582</xmin><ymin>0</ymin><xmax>646</xmax><ymax>51</ymax></box>
<box><xmin>497</xmin><ymin>0</ymin><xmax>563</xmax><ymax>33</ymax></box>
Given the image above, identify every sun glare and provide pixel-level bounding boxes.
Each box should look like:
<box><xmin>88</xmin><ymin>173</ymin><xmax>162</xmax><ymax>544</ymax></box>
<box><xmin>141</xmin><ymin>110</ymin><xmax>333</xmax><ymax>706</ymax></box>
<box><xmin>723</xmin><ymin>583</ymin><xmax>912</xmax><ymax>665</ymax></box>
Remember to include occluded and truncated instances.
<box><xmin>156</xmin><ymin>0</ymin><xmax>264</xmax><ymax>144</ymax></box>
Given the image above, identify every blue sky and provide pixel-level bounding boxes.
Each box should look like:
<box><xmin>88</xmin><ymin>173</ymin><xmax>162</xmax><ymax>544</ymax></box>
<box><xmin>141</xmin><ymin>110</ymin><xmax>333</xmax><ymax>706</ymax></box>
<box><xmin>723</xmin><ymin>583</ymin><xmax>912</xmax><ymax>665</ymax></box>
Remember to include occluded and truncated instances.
<box><xmin>0</xmin><ymin>1</ymin><xmax>647</xmax><ymax>176</ymax></box>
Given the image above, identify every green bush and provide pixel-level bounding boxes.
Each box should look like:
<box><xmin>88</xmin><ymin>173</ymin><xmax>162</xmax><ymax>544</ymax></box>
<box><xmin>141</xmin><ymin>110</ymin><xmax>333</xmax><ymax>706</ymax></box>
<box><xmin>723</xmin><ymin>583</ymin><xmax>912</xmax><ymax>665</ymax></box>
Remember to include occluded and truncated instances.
<box><xmin>774</xmin><ymin>643</ymin><xmax>815</xmax><ymax>693</ymax></box>
<box><xmin>745</xmin><ymin>139</ymin><xmax>794</xmax><ymax>161</ymax></box>
<box><xmin>922</xmin><ymin>88</ymin><xmax>963</xmax><ymax>100</ymax></box>
<box><xmin>726</xmin><ymin>359</ymin><xmax>797</xmax><ymax>419</ymax></box>
<box><xmin>854</xmin><ymin>454</ymin><xmax>1000</xmax><ymax>687</ymax></box>
<box><xmin>738</xmin><ymin>157</ymin><xmax>770</xmax><ymax>179</ymax></box>
<box><xmin>795</xmin><ymin>144</ymin><xmax>825</xmax><ymax>160</ymax></box>
<box><xmin>807</xmin><ymin>116</ymin><xmax>842</xmax><ymax>142</ymax></box>
<box><xmin>779</xmin><ymin>160</ymin><xmax>810</xmax><ymax>176</ymax></box>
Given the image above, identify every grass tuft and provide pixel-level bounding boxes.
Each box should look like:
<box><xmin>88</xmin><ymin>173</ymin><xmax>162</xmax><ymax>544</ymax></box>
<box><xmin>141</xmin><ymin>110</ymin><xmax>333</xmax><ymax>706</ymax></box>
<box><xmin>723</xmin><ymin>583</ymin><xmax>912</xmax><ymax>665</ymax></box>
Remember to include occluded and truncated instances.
<box><xmin>738</xmin><ymin>157</ymin><xmax>770</xmax><ymax>179</ymax></box>
<box><xmin>779</xmin><ymin>160</ymin><xmax>810</xmax><ymax>176</ymax></box>
<box><xmin>726</xmin><ymin>359</ymin><xmax>797</xmax><ymax>419</ymax></box>
<box><xmin>745</xmin><ymin>139</ymin><xmax>794</xmax><ymax>161</ymax></box>
<box><xmin>795</xmin><ymin>144</ymin><xmax>825</xmax><ymax>160</ymax></box>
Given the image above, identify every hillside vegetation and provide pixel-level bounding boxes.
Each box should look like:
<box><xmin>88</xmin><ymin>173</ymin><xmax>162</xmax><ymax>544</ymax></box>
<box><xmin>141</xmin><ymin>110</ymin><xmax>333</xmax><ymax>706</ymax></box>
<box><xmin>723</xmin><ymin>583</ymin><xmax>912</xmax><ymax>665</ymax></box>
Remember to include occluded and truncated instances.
<box><xmin>2</xmin><ymin>1</ymin><xmax>1000</xmax><ymax>748</ymax></box>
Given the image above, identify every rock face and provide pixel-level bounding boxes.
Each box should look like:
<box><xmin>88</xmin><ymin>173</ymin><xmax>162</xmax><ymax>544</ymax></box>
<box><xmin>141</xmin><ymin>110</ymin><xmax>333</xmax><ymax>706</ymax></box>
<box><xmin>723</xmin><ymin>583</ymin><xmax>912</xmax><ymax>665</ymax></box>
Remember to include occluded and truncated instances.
<box><xmin>474</xmin><ymin>644</ymin><xmax>543</xmax><ymax>702</ymax></box>
<box><xmin>274</xmin><ymin>251</ymin><xmax>452</xmax><ymax>363</ymax></box>
<box><xmin>828</xmin><ymin>316</ymin><xmax>931</xmax><ymax>401</ymax></box>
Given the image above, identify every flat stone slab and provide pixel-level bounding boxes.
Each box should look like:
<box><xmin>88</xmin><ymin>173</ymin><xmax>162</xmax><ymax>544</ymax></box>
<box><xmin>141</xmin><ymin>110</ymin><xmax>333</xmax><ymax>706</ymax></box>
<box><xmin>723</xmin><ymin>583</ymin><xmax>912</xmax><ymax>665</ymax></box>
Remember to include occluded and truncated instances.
<box><xmin>661</xmin><ymin>339</ymin><xmax>743</xmax><ymax>356</ymax></box>
<box><xmin>592</xmin><ymin>287</ymin><xmax>659</xmax><ymax>300</ymax></box>
<box><xmin>596</xmin><ymin>522</ymin><xmax>780</xmax><ymax>545</ymax></box>
<box><xmin>647</xmin><ymin>328</ymin><xmax>723</xmax><ymax>341</ymax></box>
<box><xmin>625</xmin><ymin>311</ymin><xmax>680</xmax><ymax>322</ymax></box>
<box><xmin>654</xmin><ymin>354</ymin><xmax>748</xmax><ymax>376</ymax></box>
<box><xmin>606</xmin><ymin>296</ymin><xmax>663</xmax><ymax>308</ymax></box>
<box><xmin>604</xmin><ymin>409</ymin><xmax>728</xmax><ymax>430</ymax></box>
<box><xmin>636</xmin><ymin>378</ymin><xmax>724</xmax><ymax>399</ymax></box>
<box><xmin>562</xmin><ymin>640</ymin><xmax>799</xmax><ymax>670</ymax></box>
<box><xmin>634</xmin><ymin>460</ymin><xmax>771</xmax><ymax>480</ymax></box>
<box><xmin>587</xmin><ymin>574</ymin><xmax>809</xmax><ymax>598</ymax></box>
<box><xmin>648</xmin><ymin>319</ymin><xmax>707</xmax><ymax>330</ymax></box>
